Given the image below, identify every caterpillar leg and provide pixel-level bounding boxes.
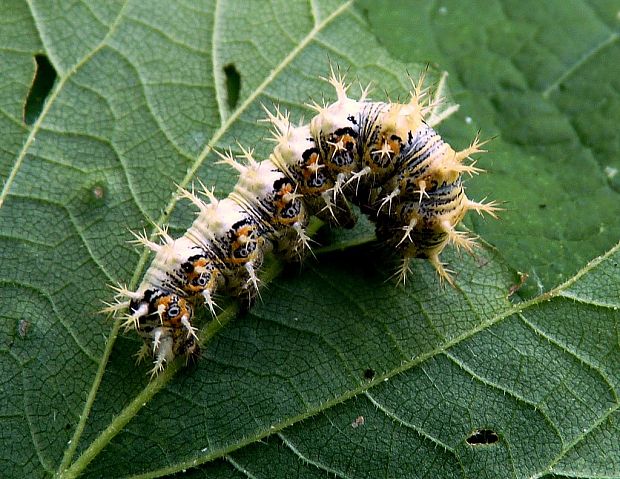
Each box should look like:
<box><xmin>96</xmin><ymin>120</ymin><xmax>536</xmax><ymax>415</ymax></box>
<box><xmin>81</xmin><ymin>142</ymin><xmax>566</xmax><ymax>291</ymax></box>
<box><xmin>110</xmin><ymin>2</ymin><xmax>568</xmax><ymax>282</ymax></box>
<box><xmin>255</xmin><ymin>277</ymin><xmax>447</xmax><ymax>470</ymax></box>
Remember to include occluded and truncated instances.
<box><xmin>331</xmin><ymin>172</ymin><xmax>347</xmax><ymax>201</ymax></box>
<box><xmin>181</xmin><ymin>315</ymin><xmax>199</xmax><ymax>340</ymax></box>
<box><xmin>391</xmin><ymin>253</ymin><xmax>454</xmax><ymax>287</ymax></box>
<box><xmin>271</xmin><ymin>222</ymin><xmax>312</xmax><ymax>262</ymax></box>
<box><xmin>416</xmin><ymin>181</ymin><xmax>430</xmax><ymax>204</ymax></box>
<box><xmin>292</xmin><ymin>221</ymin><xmax>311</xmax><ymax>249</ymax></box>
<box><xmin>316</xmin><ymin>193</ymin><xmax>357</xmax><ymax>228</ymax></box>
<box><xmin>391</xmin><ymin>257</ymin><xmax>411</xmax><ymax>286</ymax></box>
<box><xmin>319</xmin><ymin>190</ymin><xmax>339</xmax><ymax>221</ymax></box>
<box><xmin>201</xmin><ymin>289</ymin><xmax>218</xmax><ymax>317</ymax></box>
<box><xmin>134</xmin><ymin>343</ymin><xmax>150</xmax><ymax>365</ymax></box>
<box><xmin>149</xmin><ymin>329</ymin><xmax>174</xmax><ymax>378</ymax></box>
<box><xmin>244</xmin><ymin>262</ymin><xmax>261</xmax><ymax>297</ymax></box>
<box><xmin>120</xmin><ymin>312</ymin><xmax>143</xmax><ymax>332</ymax></box>
<box><xmin>428</xmin><ymin>253</ymin><xmax>456</xmax><ymax>286</ymax></box>
<box><xmin>448</xmin><ymin>229</ymin><xmax>478</xmax><ymax>254</ymax></box>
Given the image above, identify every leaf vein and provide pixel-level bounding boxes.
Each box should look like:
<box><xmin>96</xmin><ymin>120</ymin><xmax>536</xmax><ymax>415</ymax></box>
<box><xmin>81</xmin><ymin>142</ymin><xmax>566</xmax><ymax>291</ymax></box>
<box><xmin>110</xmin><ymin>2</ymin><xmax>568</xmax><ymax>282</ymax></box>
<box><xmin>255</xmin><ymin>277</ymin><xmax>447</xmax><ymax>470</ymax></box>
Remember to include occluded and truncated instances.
<box><xmin>558</xmin><ymin>290</ymin><xmax>620</xmax><ymax>310</ymax></box>
<box><xmin>542</xmin><ymin>31</ymin><xmax>619</xmax><ymax>98</ymax></box>
<box><xmin>1</xmin><ymin>0</ymin><xmax>129</xmax><ymax>209</ymax></box>
<box><xmin>365</xmin><ymin>390</ymin><xmax>455</xmax><ymax>453</ymax></box>
<box><xmin>277</xmin><ymin>431</ymin><xmax>350</xmax><ymax>478</ymax></box>
<box><xmin>0</xmin><ymin>105</ymin><xmax>28</xmax><ymax>128</ymax></box>
<box><xmin>530</xmin><ymin>404</ymin><xmax>620</xmax><ymax>479</ymax></box>
<box><xmin>105</xmin><ymin>43</ymin><xmax>198</xmax><ymax>160</ymax></box>
<box><xmin>211</xmin><ymin>0</ymin><xmax>226</xmax><ymax>123</ymax></box>
<box><xmin>306</xmin><ymin>266</ymin><xmax>410</xmax><ymax>361</ymax></box>
<box><xmin>445</xmin><ymin>350</ymin><xmax>565</xmax><ymax>445</ymax></box>
<box><xmin>519</xmin><ymin>312</ymin><xmax>619</xmax><ymax>404</ymax></box>
<box><xmin>22</xmin><ymin>368</ymin><xmax>56</xmax><ymax>475</ymax></box>
<box><xmin>123</xmin><ymin>15</ymin><xmax>208</xmax><ymax>56</ymax></box>
<box><xmin>225</xmin><ymin>455</ymin><xmax>260</xmax><ymax>479</ymax></box>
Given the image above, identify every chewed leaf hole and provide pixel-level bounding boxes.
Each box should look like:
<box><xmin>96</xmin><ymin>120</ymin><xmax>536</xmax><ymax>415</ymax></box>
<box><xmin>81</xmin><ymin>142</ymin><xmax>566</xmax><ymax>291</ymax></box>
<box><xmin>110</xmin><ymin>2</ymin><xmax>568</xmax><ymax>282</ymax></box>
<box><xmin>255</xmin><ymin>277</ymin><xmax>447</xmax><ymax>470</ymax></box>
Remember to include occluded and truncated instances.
<box><xmin>466</xmin><ymin>428</ymin><xmax>499</xmax><ymax>445</ymax></box>
<box><xmin>363</xmin><ymin>368</ymin><xmax>376</xmax><ymax>380</ymax></box>
<box><xmin>24</xmin><ymin>54</ymin><xmax>57</xmax><ymax>125</ymax></box>
<box><xmin>224</xmin><ymin>63</ymin><xmax>241</xmax><ymax>110</ymax></box>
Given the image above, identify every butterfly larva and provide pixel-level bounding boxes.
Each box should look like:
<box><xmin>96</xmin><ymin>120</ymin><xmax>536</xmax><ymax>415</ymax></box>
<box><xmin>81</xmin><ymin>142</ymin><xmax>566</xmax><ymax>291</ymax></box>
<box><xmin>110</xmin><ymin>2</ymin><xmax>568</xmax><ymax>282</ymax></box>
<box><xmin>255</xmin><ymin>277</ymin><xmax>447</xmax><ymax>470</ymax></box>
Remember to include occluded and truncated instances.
<box><xmin>104</xmin><ymin>67</ymin><xmax>499</xmax><ymax>376</ymax></box>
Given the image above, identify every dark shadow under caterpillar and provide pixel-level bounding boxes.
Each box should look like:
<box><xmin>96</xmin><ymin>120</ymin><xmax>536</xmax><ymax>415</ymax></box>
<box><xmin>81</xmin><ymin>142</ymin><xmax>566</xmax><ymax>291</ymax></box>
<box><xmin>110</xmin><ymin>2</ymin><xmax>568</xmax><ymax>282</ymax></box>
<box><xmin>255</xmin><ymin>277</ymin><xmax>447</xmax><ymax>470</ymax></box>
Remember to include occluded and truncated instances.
<box><xmin>103</xmin><ymin>68</ymin><xmax>499</xmax><ymax>376</ymax></box>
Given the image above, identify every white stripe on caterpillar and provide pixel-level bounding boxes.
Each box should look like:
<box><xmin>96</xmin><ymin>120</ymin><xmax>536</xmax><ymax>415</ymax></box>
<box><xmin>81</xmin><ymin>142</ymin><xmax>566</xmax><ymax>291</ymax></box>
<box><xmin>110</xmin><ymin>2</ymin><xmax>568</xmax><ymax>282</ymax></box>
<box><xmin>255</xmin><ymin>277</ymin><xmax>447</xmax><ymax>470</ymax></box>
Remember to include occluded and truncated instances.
<box><xmin>103</xmin><ymin>66</ymin><xmax>499</xmax><ymax>376</ymax></box>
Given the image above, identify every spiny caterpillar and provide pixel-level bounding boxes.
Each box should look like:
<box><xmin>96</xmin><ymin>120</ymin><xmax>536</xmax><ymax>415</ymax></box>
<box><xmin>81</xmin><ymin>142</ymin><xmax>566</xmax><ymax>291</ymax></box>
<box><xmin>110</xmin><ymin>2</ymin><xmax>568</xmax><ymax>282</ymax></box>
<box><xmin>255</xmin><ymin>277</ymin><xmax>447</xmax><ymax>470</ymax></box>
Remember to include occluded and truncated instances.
<box><xmin>103</xmin><ymin>68</ymin><xmax>499</xmax><ymax>376</ymax></box>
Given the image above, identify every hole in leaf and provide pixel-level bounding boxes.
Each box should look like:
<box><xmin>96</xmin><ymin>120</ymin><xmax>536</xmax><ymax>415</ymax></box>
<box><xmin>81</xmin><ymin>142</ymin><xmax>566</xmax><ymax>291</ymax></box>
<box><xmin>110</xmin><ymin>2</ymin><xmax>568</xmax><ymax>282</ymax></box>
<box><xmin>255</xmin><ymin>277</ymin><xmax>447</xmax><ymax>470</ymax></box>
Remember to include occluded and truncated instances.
<box><xmin>363</xmin><ymin>368</ymin><xmax>376</xmax><ymax>380</ymax></box>
<box><xmin>223</xmin><ymin>63</ymin><xmax>241</xmax><ymax>110</ymax></box>
<box><xmin>24</xmin><ymin>54</ymin><xmax>57</xmax><ymax>125</ymax></box>
<box><xmin>508</xmin><ymin>272</ymin><xmax>529</xmax><ymax>297</ymax></box>
<box><xmin>466</xmin><ymin>428</ymin><xmax>499</xmax><ymax>445</ymax></box>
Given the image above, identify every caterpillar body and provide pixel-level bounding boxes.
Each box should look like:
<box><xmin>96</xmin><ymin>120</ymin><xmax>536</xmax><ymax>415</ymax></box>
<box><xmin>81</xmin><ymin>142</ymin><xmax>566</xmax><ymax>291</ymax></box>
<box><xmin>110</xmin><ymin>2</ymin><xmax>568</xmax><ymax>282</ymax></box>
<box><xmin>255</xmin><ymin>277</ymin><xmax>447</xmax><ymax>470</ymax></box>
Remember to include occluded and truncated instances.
<box><xmin>104</xmin><ymin>69</ymin><xmax>499</xmax><ymax>376</ymax></box>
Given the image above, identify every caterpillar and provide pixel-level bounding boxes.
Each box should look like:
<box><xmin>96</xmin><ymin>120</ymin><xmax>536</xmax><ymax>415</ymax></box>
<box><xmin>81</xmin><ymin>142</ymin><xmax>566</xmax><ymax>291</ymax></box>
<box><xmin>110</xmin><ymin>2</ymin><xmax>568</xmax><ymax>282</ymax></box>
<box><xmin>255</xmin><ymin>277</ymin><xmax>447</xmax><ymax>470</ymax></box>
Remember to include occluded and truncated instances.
<box><xmin>103</xmin><ymin>68</ymin><xmax>499</xmax><ymax>377</ymax></box>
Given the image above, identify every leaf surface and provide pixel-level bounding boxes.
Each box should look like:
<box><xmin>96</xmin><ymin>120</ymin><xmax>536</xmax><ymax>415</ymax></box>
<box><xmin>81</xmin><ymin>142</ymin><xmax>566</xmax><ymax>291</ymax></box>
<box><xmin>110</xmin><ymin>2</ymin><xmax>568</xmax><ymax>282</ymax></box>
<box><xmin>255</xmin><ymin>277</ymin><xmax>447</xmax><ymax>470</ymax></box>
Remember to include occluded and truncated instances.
<box><xmin>360</xmin><ymin>0</ymin><xmax>620</xmax><ymax>295</ymax></box>
<box><xmin>0</xmin><ymin>1</ymin><xmax>618</xmax><ymax>478</ymax></box>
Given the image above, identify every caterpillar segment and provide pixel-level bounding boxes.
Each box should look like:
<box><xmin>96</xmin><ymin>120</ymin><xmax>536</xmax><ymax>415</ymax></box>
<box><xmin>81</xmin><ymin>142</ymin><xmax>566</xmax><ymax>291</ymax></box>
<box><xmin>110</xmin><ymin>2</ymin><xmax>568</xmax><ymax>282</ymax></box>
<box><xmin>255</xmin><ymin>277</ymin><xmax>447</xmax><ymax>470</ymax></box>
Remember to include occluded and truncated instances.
<box><xmin>267</xmin><ymin>108</ymin><xmax>357</xmax><ymax>227</ymax></box>
<box><xmin>184</xmin><ymin>195</ymin><xmax>266</xmax><ymax>300</ymax></box>
<box><xmin>106</xmin><ymin>67</ymin><xmax>498</xmax><ymax>375</ymax></box>
<box><xmin>219</xmin><ymin>147</ymin><xmax>310</xmax><ymax>259</ymax></box>
<box><xmin>375</xmin><ymin>178</ymin><xmax>468</xmax><ymax>285</ymax></box>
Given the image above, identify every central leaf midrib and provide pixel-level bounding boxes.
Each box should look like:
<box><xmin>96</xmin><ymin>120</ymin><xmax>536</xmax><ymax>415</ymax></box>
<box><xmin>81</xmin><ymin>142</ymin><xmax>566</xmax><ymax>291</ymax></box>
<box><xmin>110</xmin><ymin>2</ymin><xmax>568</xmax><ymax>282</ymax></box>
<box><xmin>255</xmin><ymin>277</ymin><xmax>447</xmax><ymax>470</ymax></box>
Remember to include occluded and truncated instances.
<box><xmin>125</xmin><ymin>241</ymin><xmax>620</xmax><ymax>478</ymax></box>
<box><xmin>125</xmin><ymin>294</ymin><xmax>550</xmax><ymax>478</ymax></box>
<box><xmin>60</xmin><ymin>3</ymin><xmax>356</xmax><ymax>478</ymax></box>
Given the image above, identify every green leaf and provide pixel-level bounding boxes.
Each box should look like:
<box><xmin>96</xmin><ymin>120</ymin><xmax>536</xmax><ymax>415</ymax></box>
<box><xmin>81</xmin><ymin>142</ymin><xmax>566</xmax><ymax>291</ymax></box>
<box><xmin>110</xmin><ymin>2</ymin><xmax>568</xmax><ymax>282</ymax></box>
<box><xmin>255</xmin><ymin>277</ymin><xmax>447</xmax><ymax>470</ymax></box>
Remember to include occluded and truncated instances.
<box><xmin>359</xmin><ymin>0</ymin><xmax>620</xmax><ymax>296</ymax></box>
<box><xmin>0</xmin><ymin>1</ymin><xmax>618</xmax><ymax>478</ymax></box>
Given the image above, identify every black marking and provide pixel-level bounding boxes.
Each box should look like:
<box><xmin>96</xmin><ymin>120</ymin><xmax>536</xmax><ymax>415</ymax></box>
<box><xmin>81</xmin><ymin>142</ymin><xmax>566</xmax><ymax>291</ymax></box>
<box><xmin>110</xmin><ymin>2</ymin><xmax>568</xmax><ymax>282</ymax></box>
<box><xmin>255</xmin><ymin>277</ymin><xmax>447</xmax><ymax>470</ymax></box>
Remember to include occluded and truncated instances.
<box><xmin>333</xmin><ymin>126</ymin><xmax>358</xmax><ymax>138</ymax></box>
<box><xmin>302</xmin><ymin>147</ymin><xmax>320</xmax><ymax>161</ymax></box>
<box><xmin>273</xmin><ymin>177</ymin><xmax>293</xmax><ymax>191</ymax></box>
